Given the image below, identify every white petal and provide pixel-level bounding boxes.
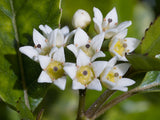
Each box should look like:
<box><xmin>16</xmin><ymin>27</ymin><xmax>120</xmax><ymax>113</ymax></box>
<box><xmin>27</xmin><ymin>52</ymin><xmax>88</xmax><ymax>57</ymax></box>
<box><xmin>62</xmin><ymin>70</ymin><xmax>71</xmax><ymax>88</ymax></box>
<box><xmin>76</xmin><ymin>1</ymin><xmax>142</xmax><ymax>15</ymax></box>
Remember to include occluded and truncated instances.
<box><xmin>118</xmin><ymin>56</ymin><xmax>128</xmax><ymax>61</ymax></box>
<box><xmin>124</xmin><ymin>37</ymin><xmax>140</xmax><ymax>52</ymax></box>
<box><xmin>67</xmin><ymin>44</ymin><xmax>78</xmax><ymax>57</ymax></box>
<box><xmin>113</xmin><ymin>29</ymin><xmax>128</xmax><ymax>39</ymax></box>
<box><xmin>33</xmin><ymin>29</ymin><xmax>47</xmax><ymax>48</ymax></box>
<box><xmin>63</xmin><ymin>64</ymin><xmax>77</xmax><ymax>79</ymax></box>
<box><xmin>111</xmin><ymin>86</ymin><xmax>128</xmax><ymax>92</ymax></box>
<box><xmin>38</xmin><ymin>71</ymin><xmax>52</xmax><ymax>83</ymax></box>
<box><xmin>74</xmin><ymin>28</ymin><xmax>89</xmax><ymax>47</ymax></box>
<box><xmin>39</xmin><ymin>55</ymin><xmax>51</xmax><ymax>69</ymax></box>
<box><xmin>55</xmin><ymin>29</ymin><xmax>65</xmax><ymax>47</ymax></box>
<box><xmin>49</xmin><ymin>47</ymin><xmax>58</xmax><ymax>57</ymax></box>
<box><xmin>93</xmin><ymin>18</ymin><xmax>103</xmax><ymax>33</ymax></box>
<box><xmin>64</xmin><ymin>30</ymin><xmax>76</xmax><ymax>45</ymax></box>
<box><xmin>49</xmin><ymin>29</ymin><xmax>57</xmax><ymax>45</ymax></box>
<box><xmin>104</xmin><ymin>28</ymin><xmax>118</xmax><ymax>39</ymax></box>
<box><xmin>117</xmin><ymin>21</ymin><xmax>132</xmax><ymax>31</ymax></box>
<box><xmin>117</xmin><ymin>78</ymin><xmax>135</xmax><ymax>87</ymax></box>
<box><xmin>77</xmin><ymin>50</ymin><xmax>90</xmax><ymax>66</ymax></box>
<box><xmin>53</xmin><ymin>47</ymin><xmax>65</xmax><ymax>63</ymax></box>
<box><xmin>107</xmin><ymin>56</ymin><xmax>117</xmax><ymax>67</ymax></box>
<box><xmin>60</xmin><ymin>26</ymin><xmax>69</xmax><ymax>36</ymax></box>
<box><xmin>92</xmin><ymin>61</ymin><xmax>107</xmax><ymax>77</ymax></box>
<box><xmin>87</xmin><ymin>78</ymin><xmax>102</xmax><ymax>91</ymax></box>
<box><xmin>91</xmin><ymin>51</ymin><xmax>105</xmax><ymax>62</ymax></box>
<box><xmin>93</xmin><ymin>7</ymin><xmax>103</xmax><ymax>24</ymax></box>
<box><xmin>72</xmin><ymin>80</ymin><xmax>85</xmax><ymax>90</ymax></box>
<box><xmin>39</xmin><ymin>24</ymin><xmax>52</xmax><ymax>36</ymax></box>
<box><xmin>113</xmin><ymin>63</ymin><xmax>130</xmax><ymax>76</ymax></box>
<box><xmin>91</xmin><ymin>32</ymin><xmax>105</xmax><ymax>51</ymax></box>
<box><xmin>19</xmin><ymin>46</ymin><xmax>39</xmax><ymax>61</ymax></box>
<box><xmin>49</xmin><ymin>29</ymin><xmax>65</xmax><ymax>46</ymax></box>
<box><xmin>54</xmin><ymin>77</ymin><xmax>66</xmax><ymax>90</ymax></box>
<box><xmin>102</xmin><ymin>79</ymin><xmax>116</xmax><ymax>89</ymax></box>
<box><xmin>104</xmin><ymin>7</ymin><xmax>118</xmax><ymax>28</ymax></box>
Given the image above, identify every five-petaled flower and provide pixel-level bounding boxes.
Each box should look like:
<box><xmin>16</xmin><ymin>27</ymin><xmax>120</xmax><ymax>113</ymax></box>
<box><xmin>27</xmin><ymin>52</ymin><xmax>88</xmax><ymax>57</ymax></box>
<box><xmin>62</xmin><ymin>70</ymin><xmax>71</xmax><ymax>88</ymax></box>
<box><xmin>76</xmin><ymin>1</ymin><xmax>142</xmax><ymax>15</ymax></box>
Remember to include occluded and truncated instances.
<box><xmin>93</xmin><ymin>7</ymin><xmax>132</xmax><ymax>39</ymax></box>
<box><xmin>64</xmin><ymin>50</ymin><xmax>107</xmax><ymax>91</ymax></box>
<box><xmin>67</xmin><ymin>28</ymin><xmax>105</xmax><ymax>62</ymax></box>
<box><xmin>38</xmin><ymin>47</ymin><xmax>66</xmax><ymax>90</ymax></box>
<box><xmin>100</xmin><ymin>57</ymin><xmax>135</xmax><ymax>91</ymax></box>
<box><xmin>19</xmin><ymin>25</ymin><xmax>74</xmax><ymax>62</ymax></box>
<box><xmin>109</xmin><ymin>29</ymin><xmax>140</xmax><ymax>61</ymax></box>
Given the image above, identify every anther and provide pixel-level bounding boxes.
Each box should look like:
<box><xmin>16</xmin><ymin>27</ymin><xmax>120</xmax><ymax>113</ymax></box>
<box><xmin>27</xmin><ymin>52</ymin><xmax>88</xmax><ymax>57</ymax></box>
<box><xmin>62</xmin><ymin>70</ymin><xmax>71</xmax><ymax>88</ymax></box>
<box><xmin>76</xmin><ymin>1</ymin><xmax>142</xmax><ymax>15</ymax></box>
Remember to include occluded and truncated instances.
<box><xmin>37</xmin><ymin>44</ymin><xmax>41</xmax><ymax>48</ymax></box>
<box><xmin>83</xmin><ymin>70</ymin><xmax>88</xmax><ymax>76</ymax></box>
<box><xmin>123</xmin><ymin>43</ymin><xmax>127</xmax><ymax>48</ymax></box>
<box><xmin>85</xmin><ymin>44</ymin><xmax>90</xmax><ymax>48</ymax></box>
<box><xmin>114</xmin><ymin>73</ymin><xmax>119</xmax><ymax>77</ymax></box>
<box><xmin>53</xmin><ymin>66</ymin><xmax>58</xmax><ymax>72</ymax></box>
<box><xmin>108</xmin><ymin>18</ymin><xmax>112</xmax><ymax>23</ymax></box>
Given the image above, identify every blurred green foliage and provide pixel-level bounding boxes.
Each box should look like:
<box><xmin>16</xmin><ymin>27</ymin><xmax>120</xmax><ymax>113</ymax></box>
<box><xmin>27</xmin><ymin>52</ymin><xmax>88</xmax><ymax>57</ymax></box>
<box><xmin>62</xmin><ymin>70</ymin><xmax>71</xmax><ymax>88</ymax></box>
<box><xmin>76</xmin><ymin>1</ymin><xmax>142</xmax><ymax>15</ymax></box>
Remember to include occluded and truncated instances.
<box><xmin>1</xmin><ymin>0</ymin><xmax>160</xmax><ymax>120</ymax></box>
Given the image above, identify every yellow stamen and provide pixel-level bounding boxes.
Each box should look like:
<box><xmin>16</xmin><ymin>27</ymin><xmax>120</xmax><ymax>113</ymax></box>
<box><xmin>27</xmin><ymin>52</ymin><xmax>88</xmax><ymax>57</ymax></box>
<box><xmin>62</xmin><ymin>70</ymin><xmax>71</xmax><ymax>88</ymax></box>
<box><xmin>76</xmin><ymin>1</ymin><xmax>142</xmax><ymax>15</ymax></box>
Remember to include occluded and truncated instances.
<box><xmin>114</xmin><ymin>40</ymin><xmax>125</xmax><ymax>56</ymax></box>
<box><xmin>106</xmin><ymin>71</ymin><xmax>115</xmax><ymax>82</ymax></box>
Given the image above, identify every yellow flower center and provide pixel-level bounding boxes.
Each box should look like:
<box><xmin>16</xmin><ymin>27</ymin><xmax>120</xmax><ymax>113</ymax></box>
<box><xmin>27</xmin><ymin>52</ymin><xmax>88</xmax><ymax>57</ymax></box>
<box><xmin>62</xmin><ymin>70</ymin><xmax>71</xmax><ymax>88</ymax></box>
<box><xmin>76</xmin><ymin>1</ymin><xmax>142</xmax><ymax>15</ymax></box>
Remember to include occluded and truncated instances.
<box><xmin>106</xmin><ymin>71</ymin><xmax>115</xmax><ymax>82</ymax></box>
<box><xmin>106</xmin><ymin>71</ymin><xmax>119</xmax><ymax>83</ymax></box>
<box><xmin>113</xmin><ymin>40</ymin><xmax>127</xmax><ymax>56</ymax></box>
<box><xmin>40</xmin><ymin>46</ymin><xmax>52</xmax><ymax>56</ymax></box>
<box><xmin>46</xmin><ymin>61</ymin><xmax>64</xmax><ymax>80</ymax></box>
<box><xmin>76</xmin><ymin>65</ymin><xmax>95</xmax><ymax>85</ymax></box>
<box><xmin>79</xmin><ymin>44</ymin><xmax>95</xmax><ymax>57</ymax></box>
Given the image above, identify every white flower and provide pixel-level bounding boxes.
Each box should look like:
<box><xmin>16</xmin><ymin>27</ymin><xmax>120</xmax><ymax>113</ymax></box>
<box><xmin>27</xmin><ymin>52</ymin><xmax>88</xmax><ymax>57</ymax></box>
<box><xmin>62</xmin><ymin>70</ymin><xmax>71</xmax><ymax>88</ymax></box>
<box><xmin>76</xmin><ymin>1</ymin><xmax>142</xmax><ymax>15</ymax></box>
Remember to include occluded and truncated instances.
<box><xmin>100</xmin><ymin>57</ymin><xmax>135</xmax><ymax>92</ymax></box>
<box><xmin>39</xmin><ymin>25</ymin><xmax>70</xmax><ymax>38</ymax></box>
<box><xmin>72</xmin><ymin>9</ymin><xmax>91</xmax><ymax>28</ymax></box>
<box><xmin>67</xmin><ymin>28</ymin><xmax>105</xmax><ymax>62</ymax></box>
<box><xmin>19</xmin><ymin>26</ymin><xmax>75</xmax><ymax>61</ymax></box>
<box><xmin>64</xmin><ymin>50</ymin><xmax>107</xmax><ymax>91</ymax></box>
<box><xmin>109</xmin><ymin>29</ymin><xmax>140</xmax><ymax>61</ymax></box>
<box><xmin>93</xmin><ymin>7</ymin><xmax>132</xmax><ymax>39</ymax></box>
<box><xmin>38</xmin><ymin>47</ymin><xmax>66</xmax><ymax>90</ymax></box>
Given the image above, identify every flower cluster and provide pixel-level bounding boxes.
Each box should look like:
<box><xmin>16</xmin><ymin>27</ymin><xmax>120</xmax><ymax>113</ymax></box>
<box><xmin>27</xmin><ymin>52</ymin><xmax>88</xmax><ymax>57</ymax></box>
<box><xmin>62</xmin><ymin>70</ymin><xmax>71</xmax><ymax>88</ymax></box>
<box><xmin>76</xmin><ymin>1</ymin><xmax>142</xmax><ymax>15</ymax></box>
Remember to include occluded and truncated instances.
<box><xmin>20</xmin><ymin>7</ymin><xmax>139</xmax><ymax>92</ymax></box>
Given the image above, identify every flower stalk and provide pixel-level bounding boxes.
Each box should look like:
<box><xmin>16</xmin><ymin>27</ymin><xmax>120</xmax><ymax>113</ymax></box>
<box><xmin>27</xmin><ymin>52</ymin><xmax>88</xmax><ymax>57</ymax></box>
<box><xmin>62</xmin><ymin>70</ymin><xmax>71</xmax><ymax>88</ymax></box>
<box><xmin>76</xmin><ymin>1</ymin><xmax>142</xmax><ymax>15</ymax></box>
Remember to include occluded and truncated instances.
<box><xmin>77</xmin><ymin>89</ymin><xmax>86</xmax><ymax>120</ymax></box>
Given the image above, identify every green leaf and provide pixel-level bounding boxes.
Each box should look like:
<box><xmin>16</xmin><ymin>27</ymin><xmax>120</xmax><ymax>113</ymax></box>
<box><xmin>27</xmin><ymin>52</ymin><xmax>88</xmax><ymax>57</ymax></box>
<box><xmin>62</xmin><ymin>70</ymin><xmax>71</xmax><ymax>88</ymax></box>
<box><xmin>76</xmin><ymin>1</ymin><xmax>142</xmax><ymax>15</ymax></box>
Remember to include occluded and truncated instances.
<box><xmin>138</xmin><ymin>71</ymin><xmax>160</xmax><ymax>92</ymax></box>
<box><xmin>16</xmin><ymin>98</ymin><xmax>34</xmax><ymax>120</ymax></box>
<box><xmin>141</xmin><ymin>16</ymin><xmax>160</xmax><ymax>56</ymax></box>
<box><xmin>0</xmin><ymin>0</ymin><xmax>61</xmax><ymax>114</ymax></box>
<box><xmin>126</xmin><ymin>54</ymin><xmax>160</xmax><ymax>71</ymax></box>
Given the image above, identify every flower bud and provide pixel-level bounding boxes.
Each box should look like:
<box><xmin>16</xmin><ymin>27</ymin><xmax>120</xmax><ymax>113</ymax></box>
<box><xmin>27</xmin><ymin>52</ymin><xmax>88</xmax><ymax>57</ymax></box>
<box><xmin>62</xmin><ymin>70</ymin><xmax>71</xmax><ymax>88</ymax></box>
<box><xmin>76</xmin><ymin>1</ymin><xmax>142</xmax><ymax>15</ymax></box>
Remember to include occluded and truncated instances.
<box><xmin>72</xmin><ymin>9</ymin><xmax>91</xmax><ymax>29</ymax></box>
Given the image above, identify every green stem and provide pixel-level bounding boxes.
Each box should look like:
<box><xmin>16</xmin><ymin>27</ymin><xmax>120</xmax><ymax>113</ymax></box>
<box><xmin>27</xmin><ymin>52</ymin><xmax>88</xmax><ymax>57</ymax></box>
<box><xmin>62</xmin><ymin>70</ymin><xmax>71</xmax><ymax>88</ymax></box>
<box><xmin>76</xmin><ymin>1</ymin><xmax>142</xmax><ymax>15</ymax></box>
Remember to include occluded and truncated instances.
<box><xmin>85</xmin><ymin>89</ymin><xmax>115</xmax><ymax>118</ymax></box>
<box><xmin>91</xmin><ymin>89</ymin><xmax>138</xmax><ymax>119</ymax></box>
<box><xmin>10</xmin><ymin>0</ymin><xmax>30</xmax><ymax>110</ymax></box>
<box><xmin>36</xmin><ymin>109</ymin><xmax>44</xmax><ymax>120</ymax></box>
<box><xmin>58</xmin><ymin>0</ymin><xmax>62</xmax><ymax>28</ymax></box>
<box><xmin>76</xmin><ymin>89</ymin><xmax>86</xmax><ymax>120</ymax></box>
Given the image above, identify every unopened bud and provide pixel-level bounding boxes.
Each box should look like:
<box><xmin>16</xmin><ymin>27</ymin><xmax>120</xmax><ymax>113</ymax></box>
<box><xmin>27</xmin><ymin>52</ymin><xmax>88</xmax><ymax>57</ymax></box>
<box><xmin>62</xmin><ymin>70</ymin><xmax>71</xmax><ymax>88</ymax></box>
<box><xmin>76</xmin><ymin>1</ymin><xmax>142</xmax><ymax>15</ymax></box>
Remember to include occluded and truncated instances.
<box><xmin>72</xmin><ymin>9</ymin><xmax>91</xmax><ymax>29</ymax></box>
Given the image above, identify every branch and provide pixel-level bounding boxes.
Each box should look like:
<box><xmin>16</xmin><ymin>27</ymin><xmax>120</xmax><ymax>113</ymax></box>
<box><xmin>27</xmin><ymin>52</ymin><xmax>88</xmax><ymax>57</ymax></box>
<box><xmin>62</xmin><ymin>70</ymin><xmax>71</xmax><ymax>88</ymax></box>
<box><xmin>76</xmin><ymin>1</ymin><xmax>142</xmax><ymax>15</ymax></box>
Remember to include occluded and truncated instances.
<box><xmin>91</xmin><ymin>88</ymin><xmax>138</xmax><ymax>119</ymax></box>
<box><xmin>85</xmin><ymin>89</ymin><xmax>115</xmax><ymax>118</ymax></box>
